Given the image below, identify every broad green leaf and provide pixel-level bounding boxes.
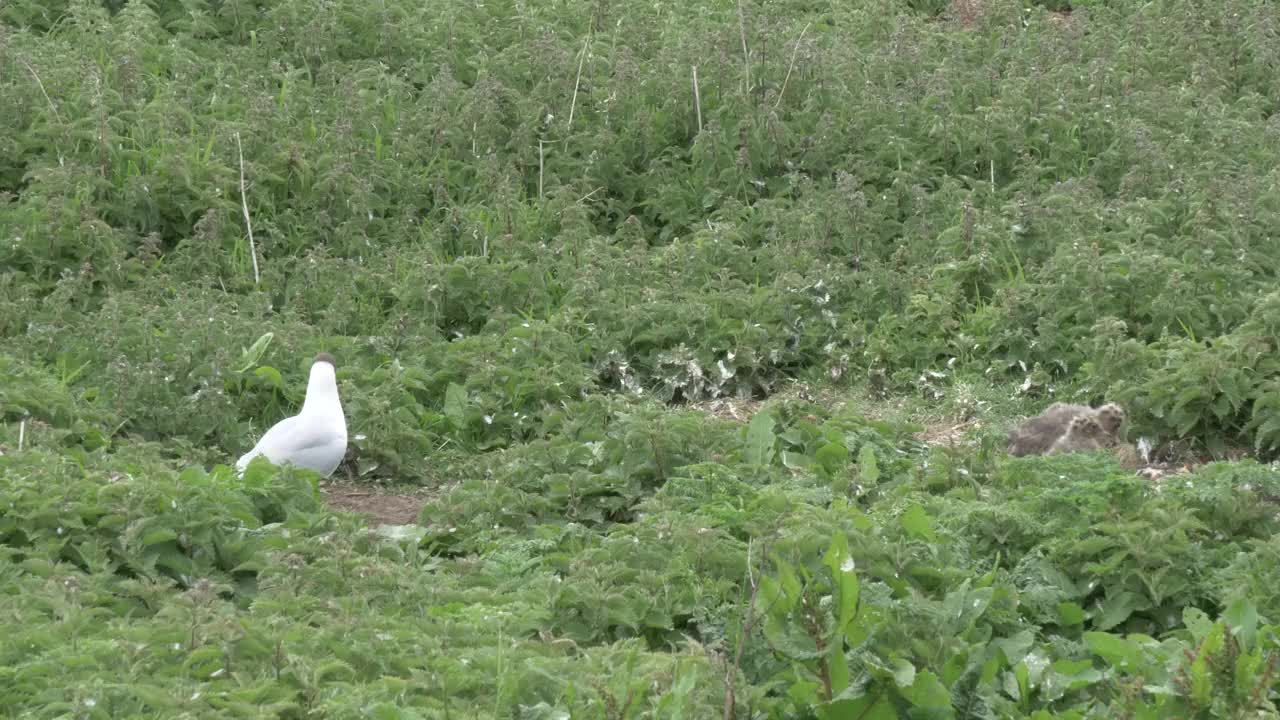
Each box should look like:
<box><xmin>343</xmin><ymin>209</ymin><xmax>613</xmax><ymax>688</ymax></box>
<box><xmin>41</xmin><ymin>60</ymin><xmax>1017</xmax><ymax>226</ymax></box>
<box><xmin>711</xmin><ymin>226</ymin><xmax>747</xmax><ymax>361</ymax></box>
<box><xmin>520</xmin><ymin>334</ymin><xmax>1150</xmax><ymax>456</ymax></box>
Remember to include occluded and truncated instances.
<box><xmin>1041</xmin><ymin>659</ymin><xmax>1103</xmax><ymax>702</ymax></box>
<box><xmin>1199</xmin><ymin>619</ymin><xmax>1226</xmax><ymax>656</ymax></box>
<box><xmin>745</xmin><ymin>411</ymin><xmax>776</xmax><ymax>467</ymax></box>
<box><xmin>1057</xmin><ymin>601</ymin><xmax>1086</xmax><ymax>627</ymax></box>
<box><xmin>1235</xmin><ymin>647</ymin><xmax>1265</xmax><ymax>696</ymax></box>
<box><xmin>236</xmin><ymin>332</ymin><xmax>274</xmax><ymax>373</ymax></box>
<box><xmin>254</xmin><ymin>365</ymin><xmax>284</xmax><ymax>390</ymax></box>
<box><xmin>815</xmin><ymin>441</ymin><xmax>849</xmax><ymax>475</ymax></box>
<box><xmin>444</xmin><ymin>382</ymin><xmax>467</xmax><ymax>428</ymax></box>
<box><xmin>1182</xmin><ymin>606</ymin><xmax>1213</xmax><ymax>640</ymax></box>
<box><xmin>857</xmin><ymin>444</ymin><xmax>879</xmax><ymax>484</ymax></box>
<box><xmin>1094</xmin><ymin>590</ymin><xmax>1146</xmax><ymax>631</ymax></box>
<box><xmin>828</xmin><ymin>640</ymin><xmax>850</xmax><ymax>696</ymax></box>
<box><xmin>781</xmin><ymin>450</ymin><xmax>811</xmax><ymax>469</ymax></box>
<box><xmin>820</xmin><ymin>693</ymin><xmax>898</xmax><ymax>720</ymax></box>
<box><xmin>995</xmin><ymin>629</ymin><xmax>1036</xmax><ymax>666</ymax></box>
<box><xmin>1224</xmin><ymin>596</ymin><xmax>1258</xmax><ymax>651</ymax></box>
<box><xmin>892</xmin><ymin>657</ymin><xmax>916</xmax><ymax>688</ymax></box>
<box><xmin>374</xmin><ymin>524</ymin><xmax>428</xmax><ymax>544</ymax></box>
<box><xmin>903</xmin><ymin>670</ymin><xmax>951</xmax><ymax>710</ymax></box>
<box><xmin>823</xmin><ymin>533</ymin><xmax>860</xmax><ymax>633</ymax></box>
<box><xmin>1190</xmin><ymin>651</ymin><xmax>1212</xmax><ymax>706</ymax></box>
<box><xmin>1084</xmin><ymin>632</ymin><xmax>1141</xmax><ymax>669</ymax></box>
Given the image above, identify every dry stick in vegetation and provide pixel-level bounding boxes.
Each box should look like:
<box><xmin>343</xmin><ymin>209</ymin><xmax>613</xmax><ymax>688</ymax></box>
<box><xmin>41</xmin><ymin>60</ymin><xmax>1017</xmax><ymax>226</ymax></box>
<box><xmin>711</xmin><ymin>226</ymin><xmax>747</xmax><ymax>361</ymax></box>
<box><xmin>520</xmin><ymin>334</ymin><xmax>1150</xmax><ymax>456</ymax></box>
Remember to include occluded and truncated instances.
<box><xmin>772</xmin><ymin>22</ymin><xmax>811</xmax><ymax>111</ymax></box>
<box><xmin>535</xmin><ymin>137</ymin><xmax>545</xmax><ymax>196</ymax></box>
<box><xmin>20</xmin><ymin>59</ymin><xmax>66</xmax><ymax>162</ymax></box>
<box><xmin>736</xmin><ymin>0</ymin><xmax>752</xmax><ymax>94</ymax></box>
<box><xmin>567</xmin><ymin>35</ymin><xmax>591</xmax><ymax>136</ymax></box>
<box><xmin>692</xmin><ymin>66</ymin><xmax>704</xmax><ymax>133</ymax></box>
<box><xmin>17</xmin><ymin>420</ymin><xmax>25</xmax><ymax>452</ymax></box>
<box><xmin>19</xmin><ymin>59</ymin><xmax>63</xmax><ymax>125</ymax></box>
<box><xmin>234</xmin><ymin>132</ymin><xmax>261</xmax><ymax>285</ymax></box>
<box><xmin>723</xmin><ymin>538</ymin><xmax>768</xmax><ymax>720</ymax></box>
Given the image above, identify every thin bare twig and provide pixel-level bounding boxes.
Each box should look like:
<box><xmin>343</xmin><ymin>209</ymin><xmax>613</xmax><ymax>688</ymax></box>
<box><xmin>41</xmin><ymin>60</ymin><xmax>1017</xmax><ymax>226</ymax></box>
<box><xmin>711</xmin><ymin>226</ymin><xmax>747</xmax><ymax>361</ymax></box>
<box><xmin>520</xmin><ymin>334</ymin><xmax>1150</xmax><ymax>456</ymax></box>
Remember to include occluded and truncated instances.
<box><xmin>773</xmin><ymin>22</ymin><xmax>811</xmax><ymax>110</ymax></box>
<box><xmin>724</xmin><ymin>538</ymin><xmax>768</xmax><ymax>720</ymax></box>
<box><xmin>538</xmin><ymin>139</ymin><xmax>545</xmax><ymax>198</ymax></box>
<box><xmin>234</xmin><ymin>132</ymin><xmax>261</xmax><ymax>285</ymax></box>
<box><xmin>19</xmin><ymin>58</ymin><xmax>63</xmax><ymax>125</ymax></box>
<box><xmin>17</xmin><ymin>420</ymin><xmax>25</xmax><ymax>452</ymax></box>
<box><xmin>552</xmin><ymin>187</ymin><xmax>605</xmax><ymax>218</ymax></box>
<box><xmin>692</xmin><ymin>66</ymin><xmax>704</xmax><ymax>133</ymax></box>
<box><xmin>19</xmin><ymin>58</ymin><xmax>66</xmax><ymax>163</ymax></box>
<box><xmin>576</xmin><ymin>186</ymin><xmax>604</xmax><ymax>204</ymax></box>
<box><xmin>736</xmin><ymin>0</ymin><xmax>752</xmax><ymax>94</ymax></box>
<box><xmin>567</xmin><ymin>35</ymin><xmax>591</xmax><ymax>133</ymax></box>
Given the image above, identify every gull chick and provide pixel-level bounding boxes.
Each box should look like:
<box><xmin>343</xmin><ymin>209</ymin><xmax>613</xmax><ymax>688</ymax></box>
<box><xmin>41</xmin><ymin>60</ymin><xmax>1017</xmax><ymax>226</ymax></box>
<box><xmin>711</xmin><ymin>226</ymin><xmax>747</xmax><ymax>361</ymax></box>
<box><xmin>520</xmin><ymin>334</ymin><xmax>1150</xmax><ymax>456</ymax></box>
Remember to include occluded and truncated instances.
<box><xmin>236</xmin><ymin>352</ymin><xmax>347</xmax><ymax>477</ymax></box>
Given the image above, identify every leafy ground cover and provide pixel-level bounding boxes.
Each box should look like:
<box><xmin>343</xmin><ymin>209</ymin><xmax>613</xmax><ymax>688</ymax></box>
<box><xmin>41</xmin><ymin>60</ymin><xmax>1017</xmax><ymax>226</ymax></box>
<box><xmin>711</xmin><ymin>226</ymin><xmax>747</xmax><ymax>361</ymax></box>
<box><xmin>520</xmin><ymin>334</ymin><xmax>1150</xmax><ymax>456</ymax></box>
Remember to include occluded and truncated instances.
<box><xmin>3</xmin><ymin>0</ymin><xmax>1280</xmax><ymax>716</ymax></box>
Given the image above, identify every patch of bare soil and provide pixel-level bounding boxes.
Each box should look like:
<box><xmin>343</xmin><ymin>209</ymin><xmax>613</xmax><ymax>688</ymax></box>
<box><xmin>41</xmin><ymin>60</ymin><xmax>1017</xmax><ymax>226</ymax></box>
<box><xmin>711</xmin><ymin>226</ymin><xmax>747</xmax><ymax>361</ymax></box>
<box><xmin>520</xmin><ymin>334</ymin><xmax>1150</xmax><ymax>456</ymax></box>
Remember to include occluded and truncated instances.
<box><xmin>320</xmin><ymin>480</ymin><xmax>432</xmax><ymax>526</ymax></box>
<box><xmin>690</xmin><ymin>382</ymin><xmax>861</xmax><ymax>424</ymax></box>
<box><xmin>1047</xmin><ymin>9</ymin><xmax>1077</xmax><ymax>29</ymax></box>
<box><xmin>948</xmin><ymin>0</ymin><xmax>1081</xmax><ymax>33</ymax></box>
<box><xmin>1136</xmin><ymin>462</ymin><xmax>1197</xmax><ymax>485</ymax></box>
<box><xmin>915</xmin><ymin>417</ymin><xmax>982</xmax><ymax>448</ymax></box>
<box><xmin>691</xmin><ymin>397</ymin><xmax>766</xmax><ymax>423</ymax></box>
<box><xmin>949</xmin><ymin>0</ymin><xmax>984</xmax><ymax>29</ymax></box>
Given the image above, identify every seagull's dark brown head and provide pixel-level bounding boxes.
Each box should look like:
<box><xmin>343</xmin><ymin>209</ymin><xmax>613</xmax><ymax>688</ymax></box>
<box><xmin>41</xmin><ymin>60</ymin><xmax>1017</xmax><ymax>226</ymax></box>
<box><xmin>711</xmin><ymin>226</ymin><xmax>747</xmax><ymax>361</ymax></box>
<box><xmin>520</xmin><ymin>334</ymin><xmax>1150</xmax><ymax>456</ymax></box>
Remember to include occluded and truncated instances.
<box><xmin>314</xmin><ymin>352</ymin><xmax>337</xmax><ymax>367</ymax></box>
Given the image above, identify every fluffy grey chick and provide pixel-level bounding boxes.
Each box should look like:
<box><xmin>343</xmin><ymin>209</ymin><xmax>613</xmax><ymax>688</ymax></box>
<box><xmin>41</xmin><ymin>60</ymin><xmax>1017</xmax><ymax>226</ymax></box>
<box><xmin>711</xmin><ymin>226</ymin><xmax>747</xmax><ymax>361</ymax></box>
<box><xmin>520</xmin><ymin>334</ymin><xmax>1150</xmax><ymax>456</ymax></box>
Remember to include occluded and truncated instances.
<box><xmin>1007</xmin><ymin>402</ymin><xmax>1125</xmax><ymax>457</ymax></box>
<box><xmin>1047</xmin><ymin>415</ymin><xmax>1107</xmax><ymax>455</ymax></box>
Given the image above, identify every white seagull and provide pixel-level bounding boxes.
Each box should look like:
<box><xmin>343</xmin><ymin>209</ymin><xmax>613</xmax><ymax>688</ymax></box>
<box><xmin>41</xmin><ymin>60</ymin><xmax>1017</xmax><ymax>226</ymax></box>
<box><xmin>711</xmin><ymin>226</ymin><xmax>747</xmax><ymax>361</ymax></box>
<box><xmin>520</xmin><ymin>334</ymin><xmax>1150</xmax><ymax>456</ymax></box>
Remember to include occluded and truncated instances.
<box><xmin>236</xmin><ymin>352</ymin><xmax>348</xmax><ymax>478</ymax></box>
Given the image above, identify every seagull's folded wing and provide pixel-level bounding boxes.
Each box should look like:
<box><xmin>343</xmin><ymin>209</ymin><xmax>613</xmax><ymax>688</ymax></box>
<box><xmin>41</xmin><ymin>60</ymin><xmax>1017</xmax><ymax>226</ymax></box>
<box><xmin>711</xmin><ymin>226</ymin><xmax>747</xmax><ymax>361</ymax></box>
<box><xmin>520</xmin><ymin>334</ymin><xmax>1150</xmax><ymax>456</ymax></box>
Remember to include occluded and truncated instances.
<box><xmin>240</xmin><ymin>415</ymin><xmax>345</xmax><ymax>475</ymax></box>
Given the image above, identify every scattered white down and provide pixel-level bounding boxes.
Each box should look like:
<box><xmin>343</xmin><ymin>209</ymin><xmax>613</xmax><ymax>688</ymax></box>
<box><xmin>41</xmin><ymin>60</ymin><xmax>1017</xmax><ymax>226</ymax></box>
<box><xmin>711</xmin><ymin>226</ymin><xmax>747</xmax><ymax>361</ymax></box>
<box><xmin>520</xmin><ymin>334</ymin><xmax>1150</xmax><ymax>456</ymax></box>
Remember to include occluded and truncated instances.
<box><xmin>236</xmin><ymin>353</ymin><xmax>347</xmax><ymax>478</ymax></box>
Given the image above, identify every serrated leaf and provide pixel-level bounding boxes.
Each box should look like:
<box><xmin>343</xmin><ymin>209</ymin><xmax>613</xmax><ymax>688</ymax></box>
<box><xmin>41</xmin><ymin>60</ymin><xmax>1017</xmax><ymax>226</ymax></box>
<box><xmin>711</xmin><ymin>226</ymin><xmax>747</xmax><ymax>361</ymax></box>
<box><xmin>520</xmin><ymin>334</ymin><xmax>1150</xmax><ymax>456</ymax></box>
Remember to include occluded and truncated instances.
<box><xmin>141</xmin><ymin>528</ymin><xmax>178</xmax><ymax>546</ymax></box>
<box><xmin>1254</xmin><ymin>416</ymin><xmax>1280</xmax><ymax>453</ymax></box>
<box><xmin>900</xmin><ymin>505</ymin><xmax>936</xmax><ymax>541</ymax></box>
<box><xmin>130</xmin><ymin>685</ymin><xmax>177</xmax><ymax>709</ymax></box>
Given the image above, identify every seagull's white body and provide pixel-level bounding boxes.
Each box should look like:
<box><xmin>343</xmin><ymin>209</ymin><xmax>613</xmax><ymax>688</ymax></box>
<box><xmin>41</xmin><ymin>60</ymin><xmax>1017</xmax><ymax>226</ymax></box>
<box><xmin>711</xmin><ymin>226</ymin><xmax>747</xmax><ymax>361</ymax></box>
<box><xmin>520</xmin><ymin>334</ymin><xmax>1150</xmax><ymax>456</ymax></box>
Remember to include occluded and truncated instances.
<box><xmin>236</xmin><ymin>354</ymin><xmax>347</xmax><ymax>477</ymax></box>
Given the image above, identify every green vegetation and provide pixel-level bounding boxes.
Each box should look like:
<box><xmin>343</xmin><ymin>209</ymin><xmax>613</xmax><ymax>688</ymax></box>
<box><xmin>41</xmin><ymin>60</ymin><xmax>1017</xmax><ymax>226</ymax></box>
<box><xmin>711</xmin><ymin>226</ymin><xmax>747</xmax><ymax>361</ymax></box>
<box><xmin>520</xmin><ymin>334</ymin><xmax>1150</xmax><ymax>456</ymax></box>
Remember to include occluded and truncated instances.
<box><xmin>3</xmin><ymin>0</ymin><xmax>1280</xmax><ymax>716</ymax></box>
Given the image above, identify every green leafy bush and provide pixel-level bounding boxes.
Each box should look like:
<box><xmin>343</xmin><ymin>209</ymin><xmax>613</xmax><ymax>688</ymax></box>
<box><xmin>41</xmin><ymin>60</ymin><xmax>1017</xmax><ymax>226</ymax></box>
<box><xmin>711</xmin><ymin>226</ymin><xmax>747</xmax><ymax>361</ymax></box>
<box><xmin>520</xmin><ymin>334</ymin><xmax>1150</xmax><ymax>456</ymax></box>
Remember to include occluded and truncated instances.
<box><xmin>5</xmin><ymin>0</ymin><xmax>1280</xmax><ymax>715</ymax></box>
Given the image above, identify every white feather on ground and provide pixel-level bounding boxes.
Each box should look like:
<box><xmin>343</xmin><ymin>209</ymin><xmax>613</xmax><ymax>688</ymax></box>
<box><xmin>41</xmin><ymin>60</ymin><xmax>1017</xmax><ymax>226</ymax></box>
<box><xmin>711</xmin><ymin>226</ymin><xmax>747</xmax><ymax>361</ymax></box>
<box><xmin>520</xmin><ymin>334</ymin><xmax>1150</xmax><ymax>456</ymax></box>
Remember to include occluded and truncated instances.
<box><xmin>236</xmin><ymin>352</ymin><xmax>347</xmax><ymax>478</ymax></box>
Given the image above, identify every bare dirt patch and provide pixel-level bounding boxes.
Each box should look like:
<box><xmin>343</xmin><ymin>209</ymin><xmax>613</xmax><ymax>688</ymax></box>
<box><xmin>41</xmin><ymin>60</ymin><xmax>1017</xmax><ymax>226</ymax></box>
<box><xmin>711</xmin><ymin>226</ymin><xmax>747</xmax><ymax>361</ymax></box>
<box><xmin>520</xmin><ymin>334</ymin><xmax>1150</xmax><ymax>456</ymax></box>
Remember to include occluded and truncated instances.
<box><xmin>915</xmin><ymin>417</ymin><xmax>983</xmax><ymax>448</ymax></box>
<box><xmin>320</xmin><ymin>480</ymin><xmax>432</xmax><ymax>526</ymax></box>
<box><xmin>950</xmin><ymin>0</ymin><xmax>985</xmax><ymax>29</ymax></box>
<box><xmin>690</xmin><ymin>382</ymin><xmax>860</xmax><ymax>424</ymax></box>
<box><xmin>691</xmin><ymin>396</ymin><xmax>766</xmax><ymax>423</ymax></box>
